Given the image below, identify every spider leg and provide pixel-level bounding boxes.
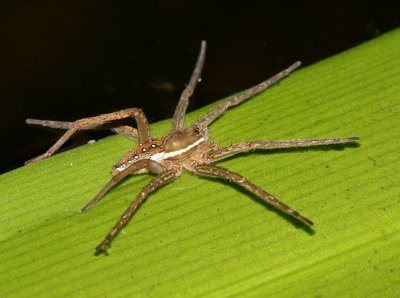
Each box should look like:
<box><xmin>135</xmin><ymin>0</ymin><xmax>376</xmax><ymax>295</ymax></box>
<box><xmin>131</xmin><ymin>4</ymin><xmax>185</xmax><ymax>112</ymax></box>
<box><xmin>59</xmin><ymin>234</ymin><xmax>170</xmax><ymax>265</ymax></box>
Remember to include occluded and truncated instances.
<box><xmin>193</xmin><ymin>164</ymin><xmax>313</xmax><ymax>226</ymax></box>
<box><xmin>196</xmin><ymin>61</ymin><xmax>301</xmax><ymax>128</ymax></box>
<box><xmin>81</xmin><ymin>159</ymin><xmax>150</xmax><ymax>212</ymax></box>
<box><xmin>26</xmin><ymin>119</ymin><xmax>75</xmax><ymax>129</ymax></box>
<box><xmin>111</xmin><ymin>126</ymin><xmax>139</xmax><ymax>141</ymax></box>
<box><xmin>208</xmin><ymin>137</ymin><xmax>360</xmax><ymax>162</ymax></box>
<box><xmin>27</xmin><ymin>118</ymin><xmax>139</xmax><ymax>141</ymax></box>
<box><xmin>173</xmin><ymin>41</ymin><xmax>206</xmax><ymax>129</ymax></box>
<box><xmin>26</xmin><ymin>108</ymin><xmax>150</xmax><ymax>164</ymax></box>
<box><xmin>96</xmin><ymin>169</ymin><xmax>181</xmax><ymax>251</ymax></box>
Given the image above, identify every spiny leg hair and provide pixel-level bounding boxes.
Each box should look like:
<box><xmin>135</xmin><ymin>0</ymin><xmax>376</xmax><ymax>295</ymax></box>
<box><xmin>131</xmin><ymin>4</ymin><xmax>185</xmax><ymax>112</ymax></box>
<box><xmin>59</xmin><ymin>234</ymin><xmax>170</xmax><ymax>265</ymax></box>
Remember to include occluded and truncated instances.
<box><xmin>26</xmin><ymin>108</ymin><xmax>150</xmax><ymax>164</ymax></box>
<box><xmin>209</xmin><ymin>137</ymin><xmax>360</xmax><ymax>162</ymax></box>
<box><xmin>194</xmin><ymin>164</ymin><xmax>313</xmax><ymax>225</ymax></box>
<box><xmin>196</xmin><ymin>61</ymin><xmax>301</xmax><ymax>128</ymax></box>
<box><xmin>173</xmin><ymin>41</ymin><xmax>207</xmax><ymax>129</ymax></box>
<box><xmin>95</xmin><ymin>169</ymin><xmax>181</xmax><ymax>251</ymax></box>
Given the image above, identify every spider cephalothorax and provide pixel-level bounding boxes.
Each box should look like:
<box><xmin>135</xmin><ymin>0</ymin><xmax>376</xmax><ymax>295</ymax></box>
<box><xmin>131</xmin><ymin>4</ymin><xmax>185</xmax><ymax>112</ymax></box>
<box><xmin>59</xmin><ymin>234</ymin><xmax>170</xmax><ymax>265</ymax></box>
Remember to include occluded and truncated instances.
<box><xmin>26</xmin><ymin>41</ymin><xmax>359</xmax><ymax>251</ymax></box>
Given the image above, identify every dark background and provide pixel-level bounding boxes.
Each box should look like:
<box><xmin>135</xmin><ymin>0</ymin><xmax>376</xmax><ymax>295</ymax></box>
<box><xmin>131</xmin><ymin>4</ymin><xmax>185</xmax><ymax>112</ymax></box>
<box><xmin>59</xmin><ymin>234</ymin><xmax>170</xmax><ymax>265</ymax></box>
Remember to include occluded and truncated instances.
<box><xmin>1</xmin><ymin>1</ymin><xmax>399</xmax><ymax>173</ymax></box>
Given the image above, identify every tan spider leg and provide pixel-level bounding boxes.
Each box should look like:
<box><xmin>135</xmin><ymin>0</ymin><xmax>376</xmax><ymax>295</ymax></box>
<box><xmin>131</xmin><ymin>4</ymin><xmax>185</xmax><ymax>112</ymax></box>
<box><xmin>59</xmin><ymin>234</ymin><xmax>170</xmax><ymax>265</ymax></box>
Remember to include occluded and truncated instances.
<box><xmin>26</xmin><ymin>118</ymin><xmax>75</xmax><ymax>129</ymax></box>
<box><xmin>173</xmin><ymin>41</ymin><xmax>207</xmax><ymax>129</ymax></box>
<box><xmin>196</xmin><ymin>61</ymin><xmax>301</xmax><ymax>128</ymax></box>
<box><xmin>194</xmin><ymin>164</ymin><xmax>313</xmax><ymax>226</ymax></box>
<box><xmin>96</xmin><ymin>169</ymin><xmax>181</xmax><ymax>251</ymax></box>
<box><xmin>27</xmin><ymin>118</ymin><xmax>139</xmax><ymax>141</ymax></box>
<box><xmin>209</xmin><ymin>137</ymin><xmax>360</xmax><ymax>162</ymax></box>
<box><xmin>26</xmin><ymin>108</ymin><xmax>149</xmax><ymax>164</ymax></box>
<box><xmin>111</xmin><ymin>126</ymin><xmax>139</xmax><ymax>141</ymax></box>
<box><xmin>81</xmin><ymin>159</ymin><xmax>150</xmax><ymax>212</ymax></box>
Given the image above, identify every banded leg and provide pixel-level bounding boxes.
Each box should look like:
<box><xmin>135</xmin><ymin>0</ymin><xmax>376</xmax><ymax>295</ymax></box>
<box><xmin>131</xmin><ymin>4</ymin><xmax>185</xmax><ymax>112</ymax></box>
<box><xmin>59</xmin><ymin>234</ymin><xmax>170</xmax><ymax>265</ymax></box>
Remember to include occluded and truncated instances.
<box><xmin>27</xmin><ymin>118</ymin><xmax>139</xmax><ymax>141</ymax></box>
<box><xmin>81</xmin><ymin>159</ymin><xmax>150</xmax><ymax>212</ymax></box>
<box><xmin>209</xmin><ymin>137</ymin><xmax>360</xmax><ymax>162</ymax></box>
<box><xmin>173</xmin><ymin>41</ymin><xmax>206</xmax><ymax>129</ymax></box>
<box><xmin>26</xmin><ymin>119</ymin><xmax>74</xmax><ymax>129</ymax></box>
<box><xmin>194</xmin><ymin>164</ymin><xmax>313</xmax><ymax>226</ymax></box>
<box><xmin>96</xmin><ymin>169</ymin><xmax>181</xmax><ymax>251</ymax></box>
<box><xmin>196</xmin><ymin>61</ymin><xmax>301</xmax><ymax>128</ymax></box>
<box><xmin>26</xmin><ymin>108</ymin><xmax>149</xmax><ymax>164</ymax></box>
<box><xmin>111</xmin><ymin>126</ymin><xmax>139</xmax><ymax>141</ymax></box>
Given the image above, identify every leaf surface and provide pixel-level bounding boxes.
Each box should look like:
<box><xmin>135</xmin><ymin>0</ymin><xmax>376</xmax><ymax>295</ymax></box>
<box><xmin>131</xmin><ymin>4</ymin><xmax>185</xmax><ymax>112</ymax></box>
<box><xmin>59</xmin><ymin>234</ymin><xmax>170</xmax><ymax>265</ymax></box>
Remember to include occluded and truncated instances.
<box><xmin>1</xmin><ymin>29</ymin><xmax>400</xmax><ymax>297</ymax></box>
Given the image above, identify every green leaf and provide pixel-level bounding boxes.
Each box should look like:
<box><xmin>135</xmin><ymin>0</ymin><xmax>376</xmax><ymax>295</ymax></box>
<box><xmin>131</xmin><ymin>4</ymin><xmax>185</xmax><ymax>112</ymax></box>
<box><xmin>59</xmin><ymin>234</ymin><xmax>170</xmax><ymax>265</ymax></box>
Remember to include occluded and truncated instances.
<box><xmin>1</xmin><ymin>29</ymin><xmax>400</xmax><ymax>297</ymax></box>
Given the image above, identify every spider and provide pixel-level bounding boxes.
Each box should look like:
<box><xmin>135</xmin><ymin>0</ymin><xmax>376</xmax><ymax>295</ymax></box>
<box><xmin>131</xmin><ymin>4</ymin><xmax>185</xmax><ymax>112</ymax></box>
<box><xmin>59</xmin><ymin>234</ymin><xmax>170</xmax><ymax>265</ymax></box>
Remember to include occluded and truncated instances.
<box><xmin>26</xmin><ymin>41</ymin><xmax>359</xmax><ymax>251</ymax></box>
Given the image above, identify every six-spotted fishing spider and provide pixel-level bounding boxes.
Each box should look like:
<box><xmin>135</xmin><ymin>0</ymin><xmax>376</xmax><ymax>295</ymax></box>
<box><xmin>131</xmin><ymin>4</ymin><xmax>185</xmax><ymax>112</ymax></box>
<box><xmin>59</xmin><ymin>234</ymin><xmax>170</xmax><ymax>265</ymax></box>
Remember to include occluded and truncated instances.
<box><xmin>26</xmin><ymin>41</ymin><xmax>359</xmax><ymax>251</ymax></box>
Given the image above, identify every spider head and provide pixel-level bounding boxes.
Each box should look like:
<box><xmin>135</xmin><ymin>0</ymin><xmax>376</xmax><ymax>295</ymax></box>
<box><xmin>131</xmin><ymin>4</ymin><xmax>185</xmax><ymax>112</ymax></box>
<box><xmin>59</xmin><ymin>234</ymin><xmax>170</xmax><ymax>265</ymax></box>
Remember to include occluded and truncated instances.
<box><xmin>161</xmin><ymin>125</ymin><xmax>208</xmax><ymax>160</ymax></box>
<box><xmin>111</xmin><ymin>139</ymin><xmax>163</xmax><ymax>176</ymax></box>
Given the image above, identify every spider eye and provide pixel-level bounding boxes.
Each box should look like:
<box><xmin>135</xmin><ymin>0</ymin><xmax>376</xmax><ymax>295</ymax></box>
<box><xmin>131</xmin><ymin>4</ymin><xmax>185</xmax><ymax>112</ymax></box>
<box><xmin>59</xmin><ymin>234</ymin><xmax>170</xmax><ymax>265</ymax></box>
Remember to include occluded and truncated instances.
<box><xmin>194</xmin><ymin>126</ymin><xmax>200</xmax><ymax>134</ymax></box>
